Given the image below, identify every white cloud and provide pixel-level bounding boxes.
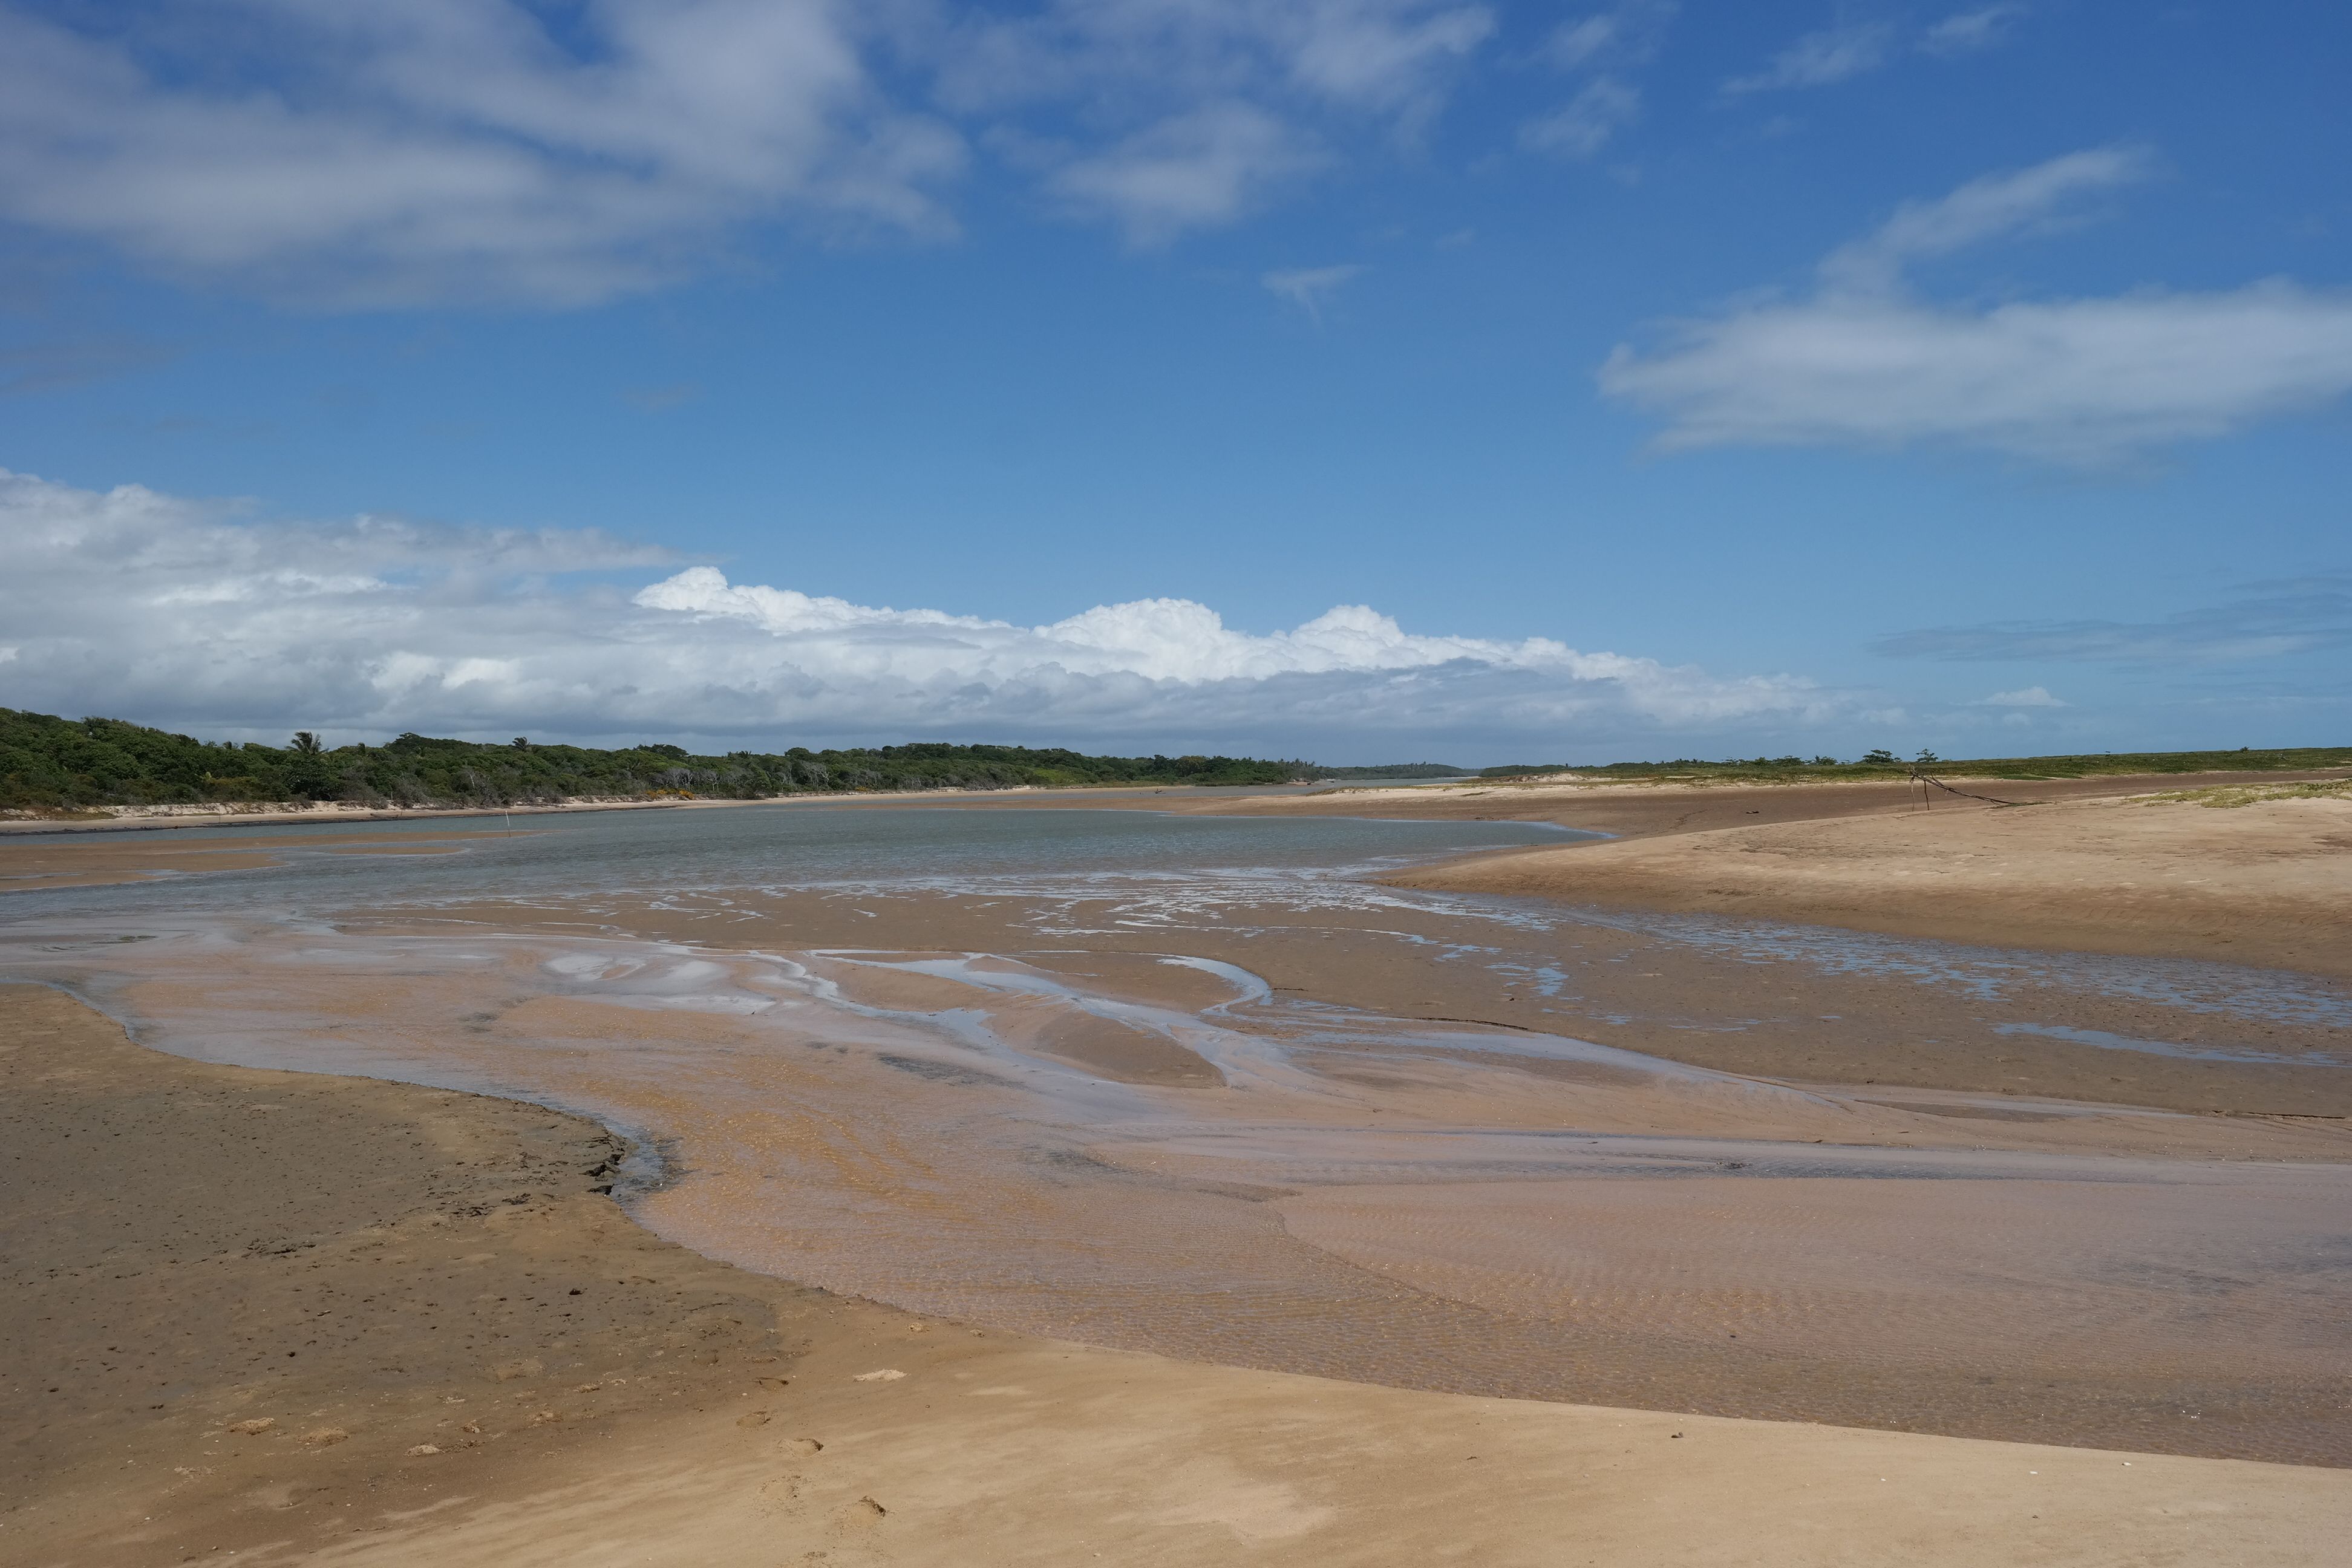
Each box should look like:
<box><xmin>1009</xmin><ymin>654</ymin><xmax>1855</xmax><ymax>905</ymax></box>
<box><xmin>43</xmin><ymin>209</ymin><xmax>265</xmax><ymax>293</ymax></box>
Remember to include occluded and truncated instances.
<box><xmin>0</xmin><ymin>1</ymin><xmax>965</xmax><ymax>308</ymax></box>
<box><xmin>1976</xmin><ymin>686</ymin><xmax>2065</xmax><ymax>708</ymax></box>
<box><xmin>1539</xmin><ymin>2</ymin><xmax>1678</xmax><ymax>70</ymax></box>
<box><xmin>1921</xmin><ymin>5</ymin><xmax>2028</xmax><ymax>57</ymax></box>
<box><xmin>0</xmin><ymin>465</ymin><xmax>1839</xmax><ymax>756</ymax></box>
<box><xmin>1523</xmin><ymin>4</ymin><xmax>1671</xmax><ymax>163</ymax></box>
<box><xmin>1817</xmin><ymin>148</ymin><xmax>2148</xmax><ymax>293</ymax></box>
<box><xmin>1263</xmin><ymin>264</ymin><xmax>1365</xmax><ymax>321</ymax></box>
<box><xmin>1599</xmin><ymin>151</ymin><xmax>2352</xmax><ymax>464</ymax></box>
<box><xmin>1050</xmin><ymin>102</ymin><xmax>1324</xmax><ymax>243</ymax></box>
<box><xmin>0</xmin><ymin>1</ymin><xmax>1500</xmax><ymax>301</ymax></box>
<box><xmin>1520</xmin><ymin>78</ymin><xmax>1641</xmax><ymax>161</ymax></box>
<box><xmin>961</xmin><ymin>2</ymin><xmax>1492</xmax><ymax>242</ymax></box>
<box><xmin>1724</xmin><ymin>23</ymin><xmax>1895</xmax><ymax>94</ymax></box>
<box><xmin>936</xmin><ymin>1</ymin><xmax>1494</xmax><ymax>117</ymax></box>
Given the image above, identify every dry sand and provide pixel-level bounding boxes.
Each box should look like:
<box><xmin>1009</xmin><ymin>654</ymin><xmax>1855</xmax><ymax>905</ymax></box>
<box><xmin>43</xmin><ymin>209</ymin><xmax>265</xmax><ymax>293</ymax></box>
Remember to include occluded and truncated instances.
<box><xmin>1390</xmin><ymin>789</ymin><xmax>2352</xmax><ymax>981</ymax></box>
<box><xmin>10</xmin><ymin>982</ymin><xmax>2350</xmax><ymax>1567</ymax></box>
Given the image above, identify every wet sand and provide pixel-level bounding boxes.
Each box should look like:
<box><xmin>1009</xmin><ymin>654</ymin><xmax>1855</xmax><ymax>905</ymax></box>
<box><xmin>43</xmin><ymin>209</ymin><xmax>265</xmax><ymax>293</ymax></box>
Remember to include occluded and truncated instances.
<box><xmin>5</xmin><ymin>790</ymin><xmax>2351</xmax><ymax>1538</ymax></box>
<box><xmin>11</xmin><ymin>984</ymin><xmax>2351</xmax><ymax>1567</ymax></box>
<box><xmin>14</xmin><ymin>889</ymin><xmax>2349</xmax><ymax>1465</ymax></box>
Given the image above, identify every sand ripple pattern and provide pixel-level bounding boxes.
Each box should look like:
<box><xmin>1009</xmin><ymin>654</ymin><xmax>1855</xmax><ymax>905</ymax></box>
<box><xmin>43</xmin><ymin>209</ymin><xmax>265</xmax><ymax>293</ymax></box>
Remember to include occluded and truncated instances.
<box><xmin>8</xmin><ymin>910</ymin><xmax>2351</xmax><ymax>1466</ymax></box>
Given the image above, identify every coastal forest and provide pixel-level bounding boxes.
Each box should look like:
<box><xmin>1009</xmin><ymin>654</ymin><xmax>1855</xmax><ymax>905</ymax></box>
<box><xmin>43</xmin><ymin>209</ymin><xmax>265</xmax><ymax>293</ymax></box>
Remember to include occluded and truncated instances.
<box><xmin>0</xmin><ymin>708</ymin><xmax>1315</xmax><ymax>812</ymax></box>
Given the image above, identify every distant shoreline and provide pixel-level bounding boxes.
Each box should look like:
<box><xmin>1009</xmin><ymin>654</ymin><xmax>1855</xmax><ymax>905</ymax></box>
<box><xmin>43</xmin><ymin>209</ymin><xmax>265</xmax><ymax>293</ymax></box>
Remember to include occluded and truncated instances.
<box><xmin>0</xmin><ymin>780</ymin><xmax>1240</xmax><ymax>837</ymax></box>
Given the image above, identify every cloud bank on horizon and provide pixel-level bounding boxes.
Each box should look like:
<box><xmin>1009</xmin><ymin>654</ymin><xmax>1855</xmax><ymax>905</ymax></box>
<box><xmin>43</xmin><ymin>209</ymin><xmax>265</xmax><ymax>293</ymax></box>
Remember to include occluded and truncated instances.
<box><xmin>0</xmin><ymin>466</ymin><xmax>1838</xmax><ymax>757</ymax></box>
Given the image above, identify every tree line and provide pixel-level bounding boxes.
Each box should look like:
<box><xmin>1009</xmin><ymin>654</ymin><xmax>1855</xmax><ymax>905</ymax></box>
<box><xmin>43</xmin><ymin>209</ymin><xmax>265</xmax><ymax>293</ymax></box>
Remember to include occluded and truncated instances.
<box><xmin>0</xmin><ymin>708</ymin><xmax>1318</xmax><ymax>811</ymax></box>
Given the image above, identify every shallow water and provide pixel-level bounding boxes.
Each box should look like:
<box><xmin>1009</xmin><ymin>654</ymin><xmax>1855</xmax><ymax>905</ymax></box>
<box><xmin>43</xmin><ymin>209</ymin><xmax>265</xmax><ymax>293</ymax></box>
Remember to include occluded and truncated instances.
<box><xmin>6</xmin><ymin>804</ymin><xmax>2350</xmax><ymax>1464</ymax></box>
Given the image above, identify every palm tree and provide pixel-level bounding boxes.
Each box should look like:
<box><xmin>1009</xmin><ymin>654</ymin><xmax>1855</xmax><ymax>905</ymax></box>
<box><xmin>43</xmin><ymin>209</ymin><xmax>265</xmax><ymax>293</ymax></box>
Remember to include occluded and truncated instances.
<box><xmin>290</xmin><ymin>731</ymin><xmax>323</xmax><ymax>757</ymax></box>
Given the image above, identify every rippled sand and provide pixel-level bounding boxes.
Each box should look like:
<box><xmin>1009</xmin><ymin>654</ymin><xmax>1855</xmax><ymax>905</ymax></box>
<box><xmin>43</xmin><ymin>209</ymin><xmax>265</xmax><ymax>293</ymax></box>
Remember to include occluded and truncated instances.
<box><xmin>13</xmin><ymin>878</ymin><xmax>2350</xmax><ymax>1466</ymax></box>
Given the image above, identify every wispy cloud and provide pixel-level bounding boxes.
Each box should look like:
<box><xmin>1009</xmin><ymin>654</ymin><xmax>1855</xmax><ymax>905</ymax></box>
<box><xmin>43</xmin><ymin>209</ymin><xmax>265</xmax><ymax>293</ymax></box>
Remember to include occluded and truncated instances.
<box><xmin>1817</xmin><ymin>148</ymin><xmax>2148</xmax><ymax>293</ymax></box>
<box><xmin>1521</xmin><ymin>4</ymin><xmax>1673</xmax><ymax>162</ymax></box>
<box><xmin>1975</xmin><ymin>685</ymin><xmax>2065</xmax><ymax>707</ymax></box>
<box><xmin>942</xmin><ymin>1</ymin><xmax>1494</xmax><ymax>243</ymax></box>
<box><xmin>624</xmin><ymin>383</ymin><xmax>704</xmax><ymax>413</ymax></box>
<box><xmin>1538</xmin><ymin>2</ymin><xmax>1679</xmax><ymax>70</ymax></box>
<box><xmin>1599</xmin><ymin>151</ymin><xmax>2352</xmax><ymax>465</ymax></box>
<box><xmin>1520</xmin><ymin>78</ymin><xmax>1641</xmax><ymax>160</ymax></box>
<box><xmin>1</xmin><ymin>336</ymin><xmax>178</xmax><ymax>396</ymax></box>
<box><xmin>1263</xmin><ymin>264</ymin><xmax>1365</xmax><ymax>321</ymax></box>
<box><xmin>1921</xmin><ymin>4</ymin><xmax>2028</xmax><ymax>58</ymax></box>
<box><xmin>1876</xmin><ymin>581</ymin><xmax>2352</xmax><ymax>663</ymax></box>
<box><xmin>0</xmin><ymin>464</ymin><xmax>1841</xmax><ymax>755</ymax></box>
<box><xmin>1727</xmin><ymin>6</ymin><xmax>2027</xmax><ymax>94</ymax></box>
<box><xmin>1724</xmin><ymin>23</ymin><xmax>1895</xmax><ymax>94</ymax></box>
<box><xmin>1051</xmin><ymin>103</ymin><xmax>1325</xmax><ymax>244</ymax></box>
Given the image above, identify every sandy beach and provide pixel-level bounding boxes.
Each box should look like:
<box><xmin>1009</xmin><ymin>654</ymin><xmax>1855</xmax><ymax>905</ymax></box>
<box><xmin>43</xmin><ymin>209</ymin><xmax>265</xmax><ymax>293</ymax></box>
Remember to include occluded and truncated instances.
<box><xmin>5</xmin><ymin>776</ymin><xmax>2350</xmax><ymax>1562</ymax></box>
<box><xmin>1385</xmin><ymin>783</ymin><xmax>2352</xmax><ymax>979</ymax></box>
<box><xmin>11</xmin><ymin>982</ymin><xmax>2351</xmax><ymax>1567</ymax></box>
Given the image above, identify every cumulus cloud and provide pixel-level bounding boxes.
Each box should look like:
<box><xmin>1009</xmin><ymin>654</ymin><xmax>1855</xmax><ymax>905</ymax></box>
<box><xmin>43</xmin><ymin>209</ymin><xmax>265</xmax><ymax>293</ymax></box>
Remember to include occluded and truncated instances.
<box><xmin>0</xmin><ymin>465</ymin><xmax>1839</xmax><ymax>756</ymax></box>
<box><xmin>0</xmin><ymin>1</ymin><xmax>965</xmax><ymax>307</ymax></box>
<box><xmin>0</xmin><ymin>1</ymin><xmax>1499</xmax><ymax>301</ymax></box>
<box><xmin>1599</xmin><ymin>150</ymin><xmax>2352</xmax><ymax>464</ymax></box>
<box><xmin>1723</xmin><ymin>23</ymin><xmax>1895</xmax><ymax>94</ymax></box>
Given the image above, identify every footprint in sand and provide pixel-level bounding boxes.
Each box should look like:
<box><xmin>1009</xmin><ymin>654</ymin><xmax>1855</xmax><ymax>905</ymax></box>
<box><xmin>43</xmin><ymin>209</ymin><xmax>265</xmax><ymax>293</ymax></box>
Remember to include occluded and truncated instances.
<box><xmin>834</xmin><ymin>1497</ymin><xmax>887</xmax><ymax>1527</ymax></box>
<box><xmin>784</xmin><ymin>1438</ymin><xmax>824</xmax><ymax>1457</ymax></box>
<box><xmin>737</xmin><ymin>1410</ymin><xmax>772</xmax><ymax>1428</ymax></box>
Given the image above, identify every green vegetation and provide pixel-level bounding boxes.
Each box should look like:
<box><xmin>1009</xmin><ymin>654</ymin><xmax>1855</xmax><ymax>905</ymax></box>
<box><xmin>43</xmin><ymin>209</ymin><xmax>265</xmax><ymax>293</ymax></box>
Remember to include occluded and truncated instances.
<box><xmin>2143</xmin><ymin>779</ymin><xmax>2352</xmax><ymax>809</ymax></box>
<box><xmin>1317</xmin><ymin>763</ymin><xmax>1471</xmax><ymax>779</ymax></box>
<box><xmin>0</xmin><ymin>707</ymin><xmax>1315</xmax><ymax>812</ymax></box>
<box><xmin>1477</xmin><ymin>745</ymin><xmax>2352</xmax><ymax>784</ymax></box>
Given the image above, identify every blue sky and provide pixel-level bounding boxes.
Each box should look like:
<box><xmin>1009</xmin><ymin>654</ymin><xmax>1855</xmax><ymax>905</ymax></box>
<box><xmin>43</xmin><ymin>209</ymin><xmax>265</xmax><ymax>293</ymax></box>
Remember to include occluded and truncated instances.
<box><xmin>2</xmin><ymin>2</ymin><xmax>2348</xmax><ymax>763</ymax></box>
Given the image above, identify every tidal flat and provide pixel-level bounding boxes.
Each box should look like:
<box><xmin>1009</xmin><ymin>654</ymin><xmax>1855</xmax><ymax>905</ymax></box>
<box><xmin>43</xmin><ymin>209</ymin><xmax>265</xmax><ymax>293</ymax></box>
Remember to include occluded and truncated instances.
<box><xmin>5</xmin><ymin>791</ymin><xmax>2348</xmax><ymax>1562</ymax></box>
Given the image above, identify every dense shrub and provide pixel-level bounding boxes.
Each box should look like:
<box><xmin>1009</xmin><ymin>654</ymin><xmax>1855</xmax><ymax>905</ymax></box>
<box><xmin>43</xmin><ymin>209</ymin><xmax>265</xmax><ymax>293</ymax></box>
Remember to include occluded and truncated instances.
<box><xmin>0</xmin><ymin>707</ymin><xmax>1316</xmax><ymax>811</ymax></box>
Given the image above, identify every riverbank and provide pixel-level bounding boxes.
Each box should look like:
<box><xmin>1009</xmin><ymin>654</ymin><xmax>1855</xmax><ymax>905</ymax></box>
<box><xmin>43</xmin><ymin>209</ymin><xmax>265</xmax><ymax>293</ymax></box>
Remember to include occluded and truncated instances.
<box><xmin>0</xmin><ymin>781</ymin><xmax>1235</xmax><ymax>838</ymax></box>
<box><xmin>10</xmin><ymin>982</ymin><xmax>2348</xmax><ymax>1566</ymax></box>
